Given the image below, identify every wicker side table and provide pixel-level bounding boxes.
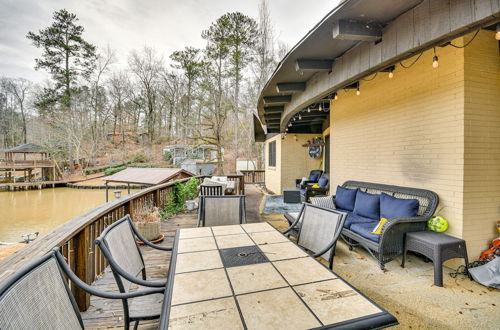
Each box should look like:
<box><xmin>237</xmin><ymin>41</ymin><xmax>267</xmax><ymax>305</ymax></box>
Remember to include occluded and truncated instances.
<box><xmin>402</xmin><ymin>231</ymin><xmax>469</xmax><ymax>287</ymax></box>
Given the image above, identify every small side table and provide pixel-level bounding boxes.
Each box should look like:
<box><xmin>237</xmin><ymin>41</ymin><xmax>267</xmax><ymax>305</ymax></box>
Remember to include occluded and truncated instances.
<box><xmin>283</xmin><ymin>188</ymin><xmax>301</xmax><ymax>203</ymax></box>
<box><xmin>402</xmin><ymin>231</ymin><xmax>469</xmax><ymax>287</ymax></box>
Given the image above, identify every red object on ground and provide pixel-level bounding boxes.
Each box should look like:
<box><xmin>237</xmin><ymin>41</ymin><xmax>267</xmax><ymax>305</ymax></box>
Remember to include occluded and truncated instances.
<box><xmin>137</xmin><ymin>234</ymin><xmax>165</xmax><ymax>246</ymax></box>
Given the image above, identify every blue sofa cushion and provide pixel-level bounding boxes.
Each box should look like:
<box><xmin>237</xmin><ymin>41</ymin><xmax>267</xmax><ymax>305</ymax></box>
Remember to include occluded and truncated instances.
<box><xmin>318</xmin><ymin>176</ymin><xmax>328</xmax><ymax>188</ymax></box>
<box><xmin>300</xmin><ymin>188</ymin><xmax>306</xmax><ymax>196</ymax></box>
<box><xmin>353</xmin><ymin>191</ymin><xmax>380</xmax><ymax>220</ymax></box>
<box><xmin>380</xmin><ymin>193</ymin><xmax>419</xmax><ymax>219</ymax></box>
<box><xmin>335</xmin><ymin>186</ymin><xmax>358</xmax><ymax>211</ymax></box>
<box><xmin>350</xmin><ymin>222</ymin><xmax>381</xmax><ymax>243</ymax></box>
<box><xmin>343</xmin><ymin>213</ymin><xmax>376</xmax><ymax>229</ymax></box>
<box><xmin>309</xmin><ymin>173</ymin><xmax>320</xmax><ymax>181</ymax></box>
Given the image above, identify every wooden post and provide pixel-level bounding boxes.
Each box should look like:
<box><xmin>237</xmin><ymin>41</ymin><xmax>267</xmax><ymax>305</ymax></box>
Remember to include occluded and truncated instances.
<box><xmin>154</xmin><ymin>190</ymin><xmax>160</xmax><ymax>208</ymax></box>
<box><xmin>74</xmin><ymin>226</ymin><xmax>91</xmax><ymax>311</ymax></box>
<box><xmin>240</xmin><ymin>175</ymin><xmax>245</xmax><ymax>195</ymax></box>
<box><xmin>105</xmin><ymin>182</ymin><xmax>109</xmax><ymax>202</ymax></box>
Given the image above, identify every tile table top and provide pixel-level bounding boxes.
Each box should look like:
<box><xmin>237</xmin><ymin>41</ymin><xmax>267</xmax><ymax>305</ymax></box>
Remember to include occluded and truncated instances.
<box><xmin>160</xmin><ymin>222</ymin><xmax>398</xmax><ymax>330</ymax></box>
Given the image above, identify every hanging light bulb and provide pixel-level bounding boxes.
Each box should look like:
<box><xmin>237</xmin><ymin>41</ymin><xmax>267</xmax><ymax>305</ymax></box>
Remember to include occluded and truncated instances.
<box><xmin>432</xmin><ymin>47</ymin><xmax>439</xmax><ymax>68</ymax></box>
<box><xmin>307</xmin><ymin>107</ymin><xmax>311</xmax><ymax>113</ymax></box>
<box><xmin>356</xmin><ymin>85</ymin><xmax>360</xmax><ymax>96</ymax></box>
<box><xmin>495</xmin><ymin>24</ymin><xmax>500</xmax><ymax>41</ymax></box>
<box><xmin>288</xmin><ymin>122</ymin><xmax>292</xmax><ymax>127</ymax></box>
<box><xmin>293</xmin><ymin>117</ymin><xmax>296</xmax><ymax>121</ymax></box>
<box><xmin>285</xmin><ymin>128</ymin><xmax>288</xmax><ymax>132</ymax></box>
<box><xmin>334</xmin><ymin>92</ymin><xmax>338</xmax><ymax>100</ymax></box>
<box><xmin>319</xmin><ymin>104</ymin><xmax>323</xmax><ymax>111</ymax></box>
<box><xmin>388</xmin><ymin>68</ymin><xmax>394</xmax><ymax>79</ymax></box>
<box><xmin>298</xmin><ymin>114</ymin><xmax>302</xmax><ymax>120</ymax></box>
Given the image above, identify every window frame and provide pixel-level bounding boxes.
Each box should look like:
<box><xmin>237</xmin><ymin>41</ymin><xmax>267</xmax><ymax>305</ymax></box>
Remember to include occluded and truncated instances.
<box><xmin>268</xmin><ymin>141</ymin><xmax>276</xmax><ymax>168</ymax></box>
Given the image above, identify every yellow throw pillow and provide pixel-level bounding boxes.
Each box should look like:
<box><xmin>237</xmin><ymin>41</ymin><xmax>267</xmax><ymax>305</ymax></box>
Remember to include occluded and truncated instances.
<box><xmin>312</xmin><ymin>184</ymin><xmax>320</xmax><ymax>188</ymax></box>
<box><xmin>372</xmin><ymin>218</ymin><xmax>388</xmax><ymax>235</ymax></box>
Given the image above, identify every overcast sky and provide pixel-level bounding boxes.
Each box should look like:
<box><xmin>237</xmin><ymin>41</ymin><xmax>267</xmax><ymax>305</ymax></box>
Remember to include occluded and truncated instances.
<box><xmin>0</xmin><ymin>0</ymin><xmax>339</xmax><ymax>82</ymax></box>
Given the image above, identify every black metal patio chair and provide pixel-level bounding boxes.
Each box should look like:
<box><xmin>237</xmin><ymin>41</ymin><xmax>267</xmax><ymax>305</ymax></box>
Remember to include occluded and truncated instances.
<box><xmin>95</xmin><ymin>214</ymin><xmax>171</xmax><ymax>330</ymax></box>
<box><xmin>199</xmin><ymin>183</ymin><xmax>224</xmax><ymax>196</ymax></box>
<box><xmin>0</xmin><ymin>248</ymin><xmax>163</xmax><ymax>330</ymax></box>
<box><xmin>284</xmin><ymin>203</ymin><xmax>347</xmax><ymax>269</ymax></box>
<box><xmin>198</xmin><ymin>195</ymin><xmax>246</xmax><ymax>227</ymax></box>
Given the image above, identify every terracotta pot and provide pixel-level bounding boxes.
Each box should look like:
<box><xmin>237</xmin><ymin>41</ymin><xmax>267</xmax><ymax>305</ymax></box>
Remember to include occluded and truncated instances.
<box><xmin>134</xmin><ymin>221</ymin><xmax>161</xmax><ymax>241</ymax></box>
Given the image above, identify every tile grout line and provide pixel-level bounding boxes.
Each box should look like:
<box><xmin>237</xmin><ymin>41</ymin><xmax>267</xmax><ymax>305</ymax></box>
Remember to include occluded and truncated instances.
<box><xmin>212</xmin><ymin>226</ymin><xmax>249</xmax><ymax>330</ymax></box>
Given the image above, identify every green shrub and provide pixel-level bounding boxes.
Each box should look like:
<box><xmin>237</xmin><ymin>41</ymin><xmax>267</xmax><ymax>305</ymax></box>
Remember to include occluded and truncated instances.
<box><xmin>163</xmin><ymin>151</ymin><xmax>172</xmax><ymax>163</ymax></box>
<box><xmin>104</xmin><ymin>165</ymin><xmax>126</xmax><ymax>176</ymax></box>
<box><xmin>160</xmin><ymin>178</ymin><xmax>199</xmax><ymax>219</ymax></box>
<box><xmin>130</xmin><ymin>152</ymin><xmax>148</xmax><ymax>163</ymax></box>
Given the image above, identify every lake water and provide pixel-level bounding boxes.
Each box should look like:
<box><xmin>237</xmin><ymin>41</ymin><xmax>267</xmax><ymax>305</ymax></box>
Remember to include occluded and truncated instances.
<box><xmin>0</xmin><ymin>187</ymin><xmax>138</xmax><ymax>242</ymax></box>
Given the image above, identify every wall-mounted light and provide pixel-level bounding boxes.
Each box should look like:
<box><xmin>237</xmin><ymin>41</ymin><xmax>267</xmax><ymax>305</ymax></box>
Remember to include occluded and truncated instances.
<box><xmin>113</xmin><ymin>190</ymin><xmax>122</xmax><ymax>199</ymax></box>
<box><xmin>496</xmin><ymin>24</ymin><xmax>500</xmax><ymax>40</ymax></box>
<box><xmin>432</xmin><ymin>47</ymin><xmax>439</xmax><ymax>68</ymax></box>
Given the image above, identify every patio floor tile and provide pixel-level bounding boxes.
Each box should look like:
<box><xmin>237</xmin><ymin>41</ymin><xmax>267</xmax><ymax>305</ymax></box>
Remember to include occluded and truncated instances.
<box><xmin>177</xmin><ymin>236</ymin><xmax>217</xmax><ymax>253</ymax></box>
<box><xmin>236</xmin><ymin>287</ymin><xmax>321</xmax><ymax>330</ymax></box>
<box><xmin>169</xmin><ymin>297</ymin><xmax>243</xmax><ymax>330</ymax></box>
<box><xmin>226</xmin><ymin>263</ymin><xmax>287</xmax><ymax>294</ymax></box>
<box><xmin>212</xmin><ymin>225</ymin><xmax>245</xmax><ymax>236</ymax></box>
<box><xmin>273</xmin><ymin>257</ymin><xmax>336</xmax><ymax>286</ymax></box>
<box><xmin>258</xmin><ymin>241</ymin><xmax>308</xmax><ymax>261</ymax></box>
<box><xmin>175</xmin><ymin>250</ymin><xmax>223</xmax><ymax>273</ymax></box>
<box><xmin>171</xmin><ymin>268</ymin><xmax>232</xmax><ymax>305</ymax></box>
<box><xmin>215</xmin><ymin>233</ymin><xmax>255</xmax><ymax>249</ymax></box>
<box><xmin>294</xmin><ymin>279</ymin><xmax>382</xmax><ymax>325</ymax></box>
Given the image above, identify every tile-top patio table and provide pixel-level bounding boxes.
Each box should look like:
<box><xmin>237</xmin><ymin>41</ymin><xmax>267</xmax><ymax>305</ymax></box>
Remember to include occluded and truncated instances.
<box><xmin>159</xmin><ymin>222</ymin><xmax>398</xmax><ymax>329</ymax></box>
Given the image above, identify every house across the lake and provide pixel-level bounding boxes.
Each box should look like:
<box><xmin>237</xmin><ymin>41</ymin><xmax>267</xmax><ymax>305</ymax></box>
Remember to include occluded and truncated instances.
<box><xmin>254</xmin><ymin>1</ymin><xmax>500</xmax><ymax>261</ymax></box>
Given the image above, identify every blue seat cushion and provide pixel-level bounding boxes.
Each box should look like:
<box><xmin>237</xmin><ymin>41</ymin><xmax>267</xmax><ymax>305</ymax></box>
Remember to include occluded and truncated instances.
<box><xmin>335</xmin><ymin>186</ymin><xmax>358</xmax><ymax>211</ymax></box>
<box><xmin>350</xmin><ymin>222</ymin><xmax>381</xmax><ymax>243</ymax></box>
<box><xmin>353</xmin><ymin>191</ymin><xmax>380</xmax><ymax>220</ymax></box>
<box><xmin>380</xmin><ymin>193</ymin><xmax>419</xmax><ymax>219</ymax></box>
<box><xmin>343</xmin><ymin>213</ymin><xmax>377</xmax><ymax>229</ymax></box>
<box><xmin>309</xmin><ymin>173</ymin><xmax>320</xmax><ymax>181</ymax></box>
<box><xmin>318</xmin><ymin>176</ymin><xmax>328</xmax><ymax>188</ymax></box>
<box><xmin>300</xmin><ymin>188</ymin><xmax>306</xmax><ymax>196</ymax></box>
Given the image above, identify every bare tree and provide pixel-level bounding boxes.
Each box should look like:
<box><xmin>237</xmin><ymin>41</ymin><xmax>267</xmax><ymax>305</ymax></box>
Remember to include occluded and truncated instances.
<box><xmin>128</xmin><ymin>47</ymin><xmax>163</xmax><ymax>142</ymax></box>
<box><xmin>5</xmin><ymin>78</ymin><xmax>32</xmax><ymax>144</ymax></box>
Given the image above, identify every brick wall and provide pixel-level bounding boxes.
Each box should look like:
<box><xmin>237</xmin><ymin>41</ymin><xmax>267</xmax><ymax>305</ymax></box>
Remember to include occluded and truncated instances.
<box><xmin>265</xmin><ymin>134</ymin><xmax>322</xmax><ymax>194</ymax></box>
<box><xmin>329</xmin><ymin>31</ymin><xmax>499</xmax><ymax>258</ymax></box>
<box><xmin>463</xmin><ymin>30</ymin><xmax>500</xmax><ymax>257</ymax></box>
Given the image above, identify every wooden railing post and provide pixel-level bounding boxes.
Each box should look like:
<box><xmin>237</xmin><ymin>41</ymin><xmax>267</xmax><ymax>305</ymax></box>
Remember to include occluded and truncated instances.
<box><xmin>74</xmin><ymin>226</ymin><xmax>91</xmax><ymax>311</ymax></box>
<box><xmin>240</xmin><ymin>175</ymin><xmax>245</xmax><ymax>195</ymax></box>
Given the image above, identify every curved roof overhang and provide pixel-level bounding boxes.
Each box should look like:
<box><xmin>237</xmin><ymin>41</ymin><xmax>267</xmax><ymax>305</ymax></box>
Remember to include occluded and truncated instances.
<box><xmin>256</xmin><ymin>0</ymin><xmax>500</xmax><ymax>135</ymax></box>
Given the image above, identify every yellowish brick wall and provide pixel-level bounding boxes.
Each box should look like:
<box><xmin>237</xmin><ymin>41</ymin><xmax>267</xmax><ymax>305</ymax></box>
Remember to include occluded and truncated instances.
<box><xmin>462</xmin><ymin>30</ymin><xmax>500</xmax><ymax>257</ymax></box>
<box><xmin>330</xmin><ymin>32</ymin><xmax>499</xmax><ymax>258</ymax></box>
<box><xmin>330</xmin><ymin>44</ymin><xmax>466</xmax><ymax>239</ymax></box>
<box><xmin>265</xmin><ymin>133</ymin><xmax>322</xmax><ymax>194</ymax></box>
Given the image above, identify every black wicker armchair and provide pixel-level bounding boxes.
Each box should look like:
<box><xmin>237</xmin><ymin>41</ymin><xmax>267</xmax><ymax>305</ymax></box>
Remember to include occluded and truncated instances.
<box><xmin>338</xmin><ymin>181</ymin><xmax>439</xmax><ymax>270</ymax></box>
<box><xmin>300</xmin><ymin>173</ymin><xmax>329</xmax><ymax>202</ymax></box>
<box><xmin>295</xmin><ymin>169</ymin><xmax>323</xmax><ymax>189</ymax></box>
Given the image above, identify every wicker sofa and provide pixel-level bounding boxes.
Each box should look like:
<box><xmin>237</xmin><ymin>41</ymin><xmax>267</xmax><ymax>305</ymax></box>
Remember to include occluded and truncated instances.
<box><xmin>338</xmin><ymin>181</ymin><xmax>439</xmax><ymax>270</ymax></box>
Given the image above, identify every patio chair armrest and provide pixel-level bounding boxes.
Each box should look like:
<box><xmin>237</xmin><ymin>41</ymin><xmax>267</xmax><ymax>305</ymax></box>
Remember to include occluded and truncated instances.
<box><xmin>54</xmin><ymin>249</ymin><xmax>165</xmax><ymax>300</ymax></box>
<box><xmin>282</xmin><ymin>204</ymin><xmax>305</xmax><ymax>235</ymax></box>
<box><xmin>378</xmin><ymin>216</ymin><xmax>429</xmax><ymax>248</ymax></box>
<box><xmin>95</xmin><ymin>239</ymin><xmax>167</xmax><ymax>287</ymax></box>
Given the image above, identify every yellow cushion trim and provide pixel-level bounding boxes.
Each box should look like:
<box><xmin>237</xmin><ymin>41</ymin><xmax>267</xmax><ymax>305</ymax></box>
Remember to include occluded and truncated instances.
<box><xmin>372</xmin><ymin>218</ymin><xmax>388</xmax><ymax>235</ymax></box>
<box><xmin>311</xmin><ymin>184</ymin><xmax>320</xmax><ymax>188</ymax></box>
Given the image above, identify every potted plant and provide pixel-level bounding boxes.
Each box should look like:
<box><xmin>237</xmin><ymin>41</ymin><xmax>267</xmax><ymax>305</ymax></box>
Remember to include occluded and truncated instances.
<box><xmin>133</xmin><ymin>205</ymin><xmax>161</xmax><ymax>241</ymax></box>
<box><xmin>180</xmin><ymin>178</ymin><xmax>200</xmax><ymax>211</ymax></box>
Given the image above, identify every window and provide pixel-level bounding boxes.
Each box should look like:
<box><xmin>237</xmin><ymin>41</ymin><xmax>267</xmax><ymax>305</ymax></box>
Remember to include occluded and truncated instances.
<box><xmin>268</xmin><ymin>141</ymin><xmax>276</xmax><ymax>167</ymax></box>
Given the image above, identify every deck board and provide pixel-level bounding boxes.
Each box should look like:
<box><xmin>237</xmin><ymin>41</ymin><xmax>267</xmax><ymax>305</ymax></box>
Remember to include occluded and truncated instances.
<box><xmin>81</xmin><ymin>185</ymin><xmax>264</xmax><ymax>329</ymax></box>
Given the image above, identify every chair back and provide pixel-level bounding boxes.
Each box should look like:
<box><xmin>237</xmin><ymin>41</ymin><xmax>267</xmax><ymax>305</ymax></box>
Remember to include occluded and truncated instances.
<box><xmin>317</xmin><ymin>173</ymin><xmax>329</xmax><ymax>188</ymax></box>
<box><xmin>308</xmin><ymin>169</ymin><xmax>323</xmax><ymax>181</ymax></box>
<box><xmin>0</xmin><ymin>253</ymin><xmax>83</xmax><ymax>330</ymax></box>
<box><xmin>297</xmin><ymin>204</ymin><xmax>347</xmax><ymax>261</ymax></box>
<box><xmin>96</xmin><ymin>215</ymin><xmax>145</xmax><ymax>292</ymax></box>
<box><xmin>199</xmin><ymin>195</ymin><xmax>246</xmax><ymax>227</ymax></box>
<box><xmin>199</xmin><ymin>183</ymin><xmax>224</xmax><ymax>196</ymax></box>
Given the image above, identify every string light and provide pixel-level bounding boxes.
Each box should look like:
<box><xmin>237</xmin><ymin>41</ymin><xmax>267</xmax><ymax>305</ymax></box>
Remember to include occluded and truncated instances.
<box><xmin>432</xmin><ymin>47</ymin><xmax>439</xmax><ymax>68</ymax></box>
<box><xmin>319</xmin><ymin>104</ymin><xmax>323</xmax><ymax>111</ymax></box>
<box><xmin>496</xmin><ymin>24</ymin><xmax>500</xmax><ymax>41</ymax></box>
<box><xmin>298</xmin><ymin>114</ymin><xmax>302</xmax><ymax>120</ymax></box>
<box><xmin>288</xmin><ymin>122</ymin><xmax>292</xmax><ymax>127</ymax></box>
<box><xmin>292</xmin><ymin>117</ymin><xmax>296</xmax><ymax>121</ymax></box>
<box><xmin>307</xmin><ymin>107</ymin><xmax>311</xmax><ymax>113</ymax></box>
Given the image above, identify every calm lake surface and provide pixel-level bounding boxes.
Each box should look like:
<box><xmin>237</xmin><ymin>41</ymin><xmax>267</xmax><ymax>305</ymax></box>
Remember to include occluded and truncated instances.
<box><xmin>0</xmin><ymin>188</ymin><xmax>138</xmax><ymax>242</ymax></box>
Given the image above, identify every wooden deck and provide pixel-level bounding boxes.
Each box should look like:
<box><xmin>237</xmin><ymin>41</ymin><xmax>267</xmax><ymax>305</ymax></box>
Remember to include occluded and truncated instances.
<box><xmin>81</xmin><ymin>185</ymin><xmax>264</xmax><ymax>329</ymax></box>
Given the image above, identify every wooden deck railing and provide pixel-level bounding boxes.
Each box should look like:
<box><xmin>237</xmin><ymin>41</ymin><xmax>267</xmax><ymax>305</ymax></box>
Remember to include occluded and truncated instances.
<box><xmin>240</xmin><ymin>170</ymin><xmax>265</xmax><ymax>184</ymax></box>
<box><xmin>0</xmin><ymin>174</ymin><xmax>244</xmax><ymax>312</ymax></box>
